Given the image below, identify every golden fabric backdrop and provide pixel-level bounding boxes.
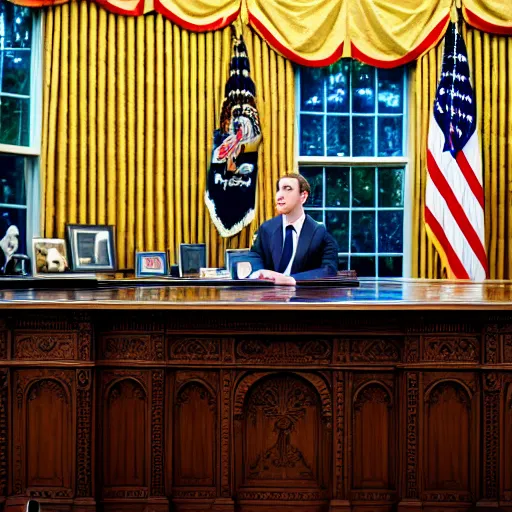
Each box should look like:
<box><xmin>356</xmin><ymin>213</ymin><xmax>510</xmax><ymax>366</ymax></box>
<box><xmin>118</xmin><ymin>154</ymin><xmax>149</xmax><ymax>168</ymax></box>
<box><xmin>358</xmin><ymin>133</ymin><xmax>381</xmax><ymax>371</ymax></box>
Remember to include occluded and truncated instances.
<box><xmin>410</xmin><ymin>22</ymin><xmax>512</xmax><ymax>279</ymax></box>
<box><xmin>40</xmin><ymin>1</ymin><xmax>296</xmax><ymax>270</ymax></box>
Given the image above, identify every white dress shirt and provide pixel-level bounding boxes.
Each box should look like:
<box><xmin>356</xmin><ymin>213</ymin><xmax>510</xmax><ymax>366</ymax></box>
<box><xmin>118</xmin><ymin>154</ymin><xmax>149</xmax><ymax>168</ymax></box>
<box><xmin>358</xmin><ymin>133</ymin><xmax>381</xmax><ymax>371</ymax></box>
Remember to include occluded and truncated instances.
<box><xmin>282</xmin><ymin>212</ymin><xmax>306</xmax><ymax>276</ymax></box>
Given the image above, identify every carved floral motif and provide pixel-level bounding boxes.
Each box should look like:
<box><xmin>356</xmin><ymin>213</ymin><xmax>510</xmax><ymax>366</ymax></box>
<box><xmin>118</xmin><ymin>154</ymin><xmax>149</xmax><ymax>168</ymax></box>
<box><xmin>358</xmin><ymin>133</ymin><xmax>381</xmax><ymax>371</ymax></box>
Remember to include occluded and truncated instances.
<box><xmin>236</xmin><ymin>339</ymin><xmax>332</xmax><ymax>364</ymax></box>
<box><xmin>483</xmin><ymin>372</ymin><xmax>500</xmax><ymax>500</ymax></box>
<box><xmin>15</xmin><ymin>334</ymin><xmax>76</xmax><ymax>360</ymax></box>
<box><xmin>350</xmin><ymin>338</ymin><xmax>400</xmax><ymax>362</ymax></box>
<box><xmin>0</xmin><ymin>330</ymin><xmax>6</xmax><ymax>359</ymax></box>
<box><xmin>101</xmin><ymin>335</ymin><xmax>151</xmax><ymax>360</ymax></box>
<box><xmin>335</xmin><ymin>372</ymin><xmax>344</xmax><ymax>498</ymax></box>
<box><xmin>404</xmin><ymin>336</ymin><xmax>419</xmax><ymax>363</ymax></box>
<box><xmin>103</xmin><ymin>488</ymin><xmax>149</xmax><ymax>498</ymax></box>
<box><xmin>246</xmin><ymin>376</ymin><xmax>318</xmax><ymax>479</ymax></box>
<box><xmin>76</xmin><ymin>369</ymin><xmax>92</xmax><ymax>497</ymax></box>
<box><xmin>170</xmin><ymin>338</ymin><xmax>220</xmax><ymax>361</ymax></box>
<box><xmin>151</xmin><ymin>370</ymin><xmax>164</xmax><ymax>496</ymax></box>
<box><xmin>421</xmin><ymin>492</ymin><xmax>472</xmax><ymax>502</ymax></box>
<box><xmin>354</xmin><ymin>384</ymin><xmax>392</xmax><ymax>410</ymax></box>
<box><xmin>173</xmin><ymin>489</ymin><xmax>217</xmax><ymax>499</ymax></box>
<box><xmin>237</xmin><ymin>490</ymin><xmax>328</xmax><ymax>500</ymax></box>
<box><xmin>351</xmin><ymin>491</ymin><xmax>395</xmax><ymax>501</ymax></box>
<box><xmin>423</xmin><ymin>336</ymin><xmax>479</xmax><ymax>362</ymax></box>
<box><xmin>406</xmin><ymin>372</ymin><xmax>419</xmax><ymax>499</ymax></box>
<box><xmin>504</xmin><ymin>334</ymin><xmax>512</xmax><ymax>362</ymax></box>
<box><xmin>221</xmin><ymin>370</ymin><xmax>232</xmax><ymax>498</ymax></box>
<box><xmin>176</xmin><ymin>383</ymin><xmax>216</xmax><ymax>412</ymax></box>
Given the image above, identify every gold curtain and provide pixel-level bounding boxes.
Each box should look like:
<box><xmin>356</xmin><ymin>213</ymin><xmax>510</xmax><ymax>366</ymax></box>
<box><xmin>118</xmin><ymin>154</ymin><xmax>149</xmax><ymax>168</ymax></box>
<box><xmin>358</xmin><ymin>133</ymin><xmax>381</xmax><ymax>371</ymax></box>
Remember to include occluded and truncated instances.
<box><xmin>410</xmin><ymin>22</ymin><xmax>512</xmax><ymax>279</ymax></box>
<box><xmin>40</xmin><ymin>1</ymin><xmax>296</xmax><ymax>270</ymax></box>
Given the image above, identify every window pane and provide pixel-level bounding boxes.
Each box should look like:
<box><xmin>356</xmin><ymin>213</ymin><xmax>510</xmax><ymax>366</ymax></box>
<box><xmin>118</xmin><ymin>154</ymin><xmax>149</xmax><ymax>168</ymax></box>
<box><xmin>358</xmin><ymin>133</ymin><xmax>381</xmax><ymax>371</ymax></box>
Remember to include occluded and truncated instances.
<box><xmin>300</xmin><ymin>67</ymin><xmax>324</xmax><ymax>112</ymax></box>
<box><xmin>378</xmin><ymin>256</ymin><xmax>402</xmax><ymax>277</ymax></box>
<box><xmin>326</xmin><ymin>211</ymin><xmax>349</xmax><ymax>252</ymax></box>
<box><xmin>300</xmin><ymin>114</ymin><xmax>323</xmax><ymax>156</ymax></box>
<box><xmin>378</xmin><ymin>211</ymin><xmax>403</xmax><ymax>252</ymax></box>
<box><xmin>351</xmin><ymin>211</ymin><xmax>375</xmax><ymax>253</ymax></box>
<box><xmin>351</xmin><ymin>256</ymin><xmax>375</xmax><ymax>277</ymax></box>
<box><xmin>378</xmin><ymin>116</ymin><xmax>402</xmax><ymax>156</ymax></box>
<box><xmin>351</xmin><ymin>62</ymin><xmax>375</xmax><ymax>113</ymax></box>
<box><xmin>1</xmin><ymin>49</ymin><xmax>31</xmax><ymax>95</ymax></box>
<box><xmin>0</xmin><ymin>205</ymin><xmax>26</xmax><ymax>253</ymax></box>
<box><xmin>0</xmin><ymin>4</ymin><xmax>32</xmax><ymax>49</ymax></box>
<box><xmin>352</xmin><ymin>116</ymin><xmax>374</xmax><ymax>157</ymax></box>
<box><xmin>378</xmin><ymin>68</ymin><xmax>403</xmax><ymax>114</ymax></box>
<box><xmin>326</xmin><ymin>167</ymin><xmax>349</xmax><ymax>207</ymax></box>
<box><xmin>378</xmin><ymin>168</ymin><xmax>404</xmax><ymax>207</ymax></box>
<box><xmin>327</xmin><ymin>60</ymin><xmax>349</xmax><ymax>113</ymax></box>
<box><xmin>352</xmin><ymin>167</ymin><xmax>375</xmax><ymax>207</ymax></box>
<box><xmin>0</xmin><ymin>153</ymin><xmax>25</xmax><ymax>204</ymax></box>
<box><xmin>301</xmin><ymin>167</ymin><xmax>323</xmax><ymax>207</ymax></box>
<box><xmin>0</xmin><ymin>96</ymin><xmax>29</xmax><ymax>145</ymax></box>
<box><xmin>305</xmin><ymin>209</ymin><xmax>323</xmax><ymax>223</ymax></box>
<box><xmin>327</xmin><ymin>116</ymin><xmax>349</xmax><ymax>156</ymax></box>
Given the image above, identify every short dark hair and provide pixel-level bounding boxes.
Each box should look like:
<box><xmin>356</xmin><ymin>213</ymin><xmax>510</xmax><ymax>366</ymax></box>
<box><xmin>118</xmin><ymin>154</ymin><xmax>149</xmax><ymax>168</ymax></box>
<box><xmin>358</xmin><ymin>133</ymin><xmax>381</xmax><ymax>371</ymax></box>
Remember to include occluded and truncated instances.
<box><xmin>276</xmin><ymin>173</ymin><xmax>311</xmax><ymax>195</ymax></box>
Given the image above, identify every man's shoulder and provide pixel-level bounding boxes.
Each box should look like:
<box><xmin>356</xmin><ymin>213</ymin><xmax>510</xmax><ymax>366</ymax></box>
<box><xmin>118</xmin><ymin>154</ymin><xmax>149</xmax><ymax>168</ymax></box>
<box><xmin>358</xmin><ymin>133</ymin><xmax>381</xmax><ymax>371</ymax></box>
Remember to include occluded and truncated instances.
<box><xmin>259</xmin><ymin>215</ymin><xmax>282</xmax><ymax>232</ymax></box>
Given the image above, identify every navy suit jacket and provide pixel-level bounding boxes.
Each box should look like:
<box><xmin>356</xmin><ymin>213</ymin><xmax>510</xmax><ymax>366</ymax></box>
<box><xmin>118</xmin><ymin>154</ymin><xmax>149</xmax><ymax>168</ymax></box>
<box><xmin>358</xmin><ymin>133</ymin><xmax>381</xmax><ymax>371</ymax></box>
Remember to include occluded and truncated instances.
<box><xmin>249</xmin><ymin>214</ymin><xmax>339</xmax><ymax>280</ymax></box>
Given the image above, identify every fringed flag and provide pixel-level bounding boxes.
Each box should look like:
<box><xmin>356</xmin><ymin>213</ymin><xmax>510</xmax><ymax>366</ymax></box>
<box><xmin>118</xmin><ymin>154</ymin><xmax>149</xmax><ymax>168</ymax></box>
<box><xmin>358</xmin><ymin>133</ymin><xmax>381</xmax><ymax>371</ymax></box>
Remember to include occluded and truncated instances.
<box><xmin>205</xmin><ymin>34</ymin><xmax>262</xmax><ymax>237</ymax></box>
<box><xmin>425</xmin><ymin>22</ymin><xmax>487</xmax><ymax>280</ymax></box>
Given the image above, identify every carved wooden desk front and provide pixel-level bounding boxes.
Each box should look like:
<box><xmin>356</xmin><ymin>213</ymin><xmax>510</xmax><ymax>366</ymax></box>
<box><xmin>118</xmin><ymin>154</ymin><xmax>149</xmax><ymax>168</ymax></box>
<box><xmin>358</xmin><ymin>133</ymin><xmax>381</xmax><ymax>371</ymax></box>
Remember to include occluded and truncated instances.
<box><xmin>0</xmin><ymin>279</ymin><xmax>511</xmax><ymax>512</ymax></box>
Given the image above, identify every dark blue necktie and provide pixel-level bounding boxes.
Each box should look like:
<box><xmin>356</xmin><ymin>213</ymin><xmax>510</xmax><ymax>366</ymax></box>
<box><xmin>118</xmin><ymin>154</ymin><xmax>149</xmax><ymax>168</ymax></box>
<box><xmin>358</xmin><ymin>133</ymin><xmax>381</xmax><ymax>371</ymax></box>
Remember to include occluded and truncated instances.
<box><xmin>277</xmin><ymin>225</ymin><xmax>295</xmax><ymax>273</ymax></box>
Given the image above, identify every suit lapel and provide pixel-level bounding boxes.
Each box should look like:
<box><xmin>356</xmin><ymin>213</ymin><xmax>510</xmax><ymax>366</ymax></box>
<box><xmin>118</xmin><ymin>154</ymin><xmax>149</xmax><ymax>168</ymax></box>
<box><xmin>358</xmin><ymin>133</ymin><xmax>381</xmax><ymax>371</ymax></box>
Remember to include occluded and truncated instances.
<box><xmin>270</xmin><ymin>216</ymin><xmax>283</xmax><ymax>270</ymax></box>
<box><xmin>291</xmin><ymin>215</ymin><xmax>316</xmax><ymax>275</ymax></box>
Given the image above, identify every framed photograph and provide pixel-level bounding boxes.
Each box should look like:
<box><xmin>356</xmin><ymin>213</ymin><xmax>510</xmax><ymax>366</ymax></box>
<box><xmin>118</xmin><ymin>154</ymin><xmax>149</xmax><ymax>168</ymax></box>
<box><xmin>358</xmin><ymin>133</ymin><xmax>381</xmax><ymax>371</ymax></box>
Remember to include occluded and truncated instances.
<box><xmin>32</xmin><ymin>238</ymin><xmax>69</xmax><ymax>276</ymax></box>
<box><xmin>179</xmin><ymin>243</ymin><xmax>206</xmax><ymax>277</ymax></box>
<box><xmin>66</xmin><ymin>224</ymin><xmax>116</xmax><ymax>272</ymax></box>
<box><xmin>135</xmin><ymin>252</ymin><xmax>168</xmax><ymax>277</ymax></box>
<box><xmin>225</xmin><ymin>248</ymin><xmax>250</xmax><ymax>278</ymax></box>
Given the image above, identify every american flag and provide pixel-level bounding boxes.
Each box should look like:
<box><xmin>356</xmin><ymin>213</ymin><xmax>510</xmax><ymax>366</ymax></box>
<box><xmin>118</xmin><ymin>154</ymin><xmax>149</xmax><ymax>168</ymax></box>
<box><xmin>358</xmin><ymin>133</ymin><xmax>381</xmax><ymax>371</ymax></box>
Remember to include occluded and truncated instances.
<box><xmin>425</xmin><ymin>22</ymin><xmax>487</xmax><ymax>280</ymax></box>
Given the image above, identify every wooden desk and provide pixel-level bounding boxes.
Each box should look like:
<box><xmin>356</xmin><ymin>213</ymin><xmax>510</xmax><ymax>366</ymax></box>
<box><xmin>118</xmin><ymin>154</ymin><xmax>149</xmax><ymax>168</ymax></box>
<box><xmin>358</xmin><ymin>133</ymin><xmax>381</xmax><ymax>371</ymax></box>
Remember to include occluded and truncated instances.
<box><xmin>0</xmin><ymin>279</ymin><xmax>511</xmax><ymax>512</ymax></box>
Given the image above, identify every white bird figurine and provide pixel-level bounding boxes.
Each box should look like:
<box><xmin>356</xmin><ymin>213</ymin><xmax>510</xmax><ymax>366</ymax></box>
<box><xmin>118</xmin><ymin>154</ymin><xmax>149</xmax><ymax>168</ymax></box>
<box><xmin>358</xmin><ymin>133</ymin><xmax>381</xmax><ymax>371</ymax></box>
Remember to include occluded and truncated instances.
<box><xmin>0</xmin><ymin>225</ymin><xmax>19</xmax><ymax>274</ymax></box>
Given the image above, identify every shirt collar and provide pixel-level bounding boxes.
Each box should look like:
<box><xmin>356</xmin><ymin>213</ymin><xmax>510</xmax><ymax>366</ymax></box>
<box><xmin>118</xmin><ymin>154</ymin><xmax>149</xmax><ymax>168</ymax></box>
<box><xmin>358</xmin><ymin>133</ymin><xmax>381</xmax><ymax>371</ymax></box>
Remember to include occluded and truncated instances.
<box><xmin>283</xmin><ymin>212</ymin><xmax>306</xmax><ymax>237</ymax></box>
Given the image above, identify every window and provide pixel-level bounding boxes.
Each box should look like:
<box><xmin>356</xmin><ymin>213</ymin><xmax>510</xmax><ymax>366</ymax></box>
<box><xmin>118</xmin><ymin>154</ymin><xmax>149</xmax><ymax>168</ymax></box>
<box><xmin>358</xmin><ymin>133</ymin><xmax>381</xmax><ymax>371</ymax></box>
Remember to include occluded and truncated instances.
<box><xmin>297</xmin><ymin>60</ymin><xmax>409</xmax><ymax>277</ymax></box>
<box><xmin>0</xmin><ymin>0</ymin><xmax>41</xmax><ymax>253</ymax></box>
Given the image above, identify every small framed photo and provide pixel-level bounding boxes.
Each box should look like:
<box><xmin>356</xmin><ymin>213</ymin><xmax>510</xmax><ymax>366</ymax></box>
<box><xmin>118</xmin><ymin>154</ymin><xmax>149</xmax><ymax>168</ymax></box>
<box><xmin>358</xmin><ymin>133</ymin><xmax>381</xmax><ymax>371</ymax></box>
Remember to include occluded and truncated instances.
<box><xmin>225</xmin><ymin>248</ymin><xmax>250</xmax><ymax>277</ymax></box>
<box><xmin>179</xmin><ymin>243</ymin><xmax>206</xmax><ymax>277</ymax></box>
<box><xmin>135</xmin><ymin>252</ymin><xmax>168</xmax><ymax>277</ymax></box>
<box><xmin>32</xmin><ymin>238</ymin><xmax>69</xmax><ymax>276</ymax></box>
<box><xmin>66</xmin><ymin>224</ymin><xmax>116</xmax><ymax>272</ymax></box>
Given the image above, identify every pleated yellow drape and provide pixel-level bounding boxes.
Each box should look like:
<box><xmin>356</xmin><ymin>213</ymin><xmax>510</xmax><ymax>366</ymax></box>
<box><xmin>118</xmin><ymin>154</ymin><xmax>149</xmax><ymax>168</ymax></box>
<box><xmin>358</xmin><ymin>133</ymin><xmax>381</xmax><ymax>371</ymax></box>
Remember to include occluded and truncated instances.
<box><xmin>40</xmin><ymin>1</ymin><xmax>296</xmax><ymax>270</ymax></box>
<box><xmin>410</xmin><ymin>23</ymin><xmax>512</xmax><ymax>279</ymax></box>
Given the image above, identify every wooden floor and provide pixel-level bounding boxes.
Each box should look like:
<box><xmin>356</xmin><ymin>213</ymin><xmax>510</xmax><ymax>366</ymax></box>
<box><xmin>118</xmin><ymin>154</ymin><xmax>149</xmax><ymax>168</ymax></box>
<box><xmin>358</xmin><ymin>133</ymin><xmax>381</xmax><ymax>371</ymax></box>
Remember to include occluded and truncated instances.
<box><xmin>0</xmin><ymin>279</ymin><xmax>511</xmax><ymax>511</ymax></box>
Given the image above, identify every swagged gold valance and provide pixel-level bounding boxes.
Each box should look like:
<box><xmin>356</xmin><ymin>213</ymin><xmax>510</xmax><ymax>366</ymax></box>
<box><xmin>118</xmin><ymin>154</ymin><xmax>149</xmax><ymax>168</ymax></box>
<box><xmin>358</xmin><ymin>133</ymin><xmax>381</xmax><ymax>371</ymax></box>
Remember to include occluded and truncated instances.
<box><xmin>10</xmin><ymin>0</ymin><xmax>512</xmax><ymax>66</ymax></box>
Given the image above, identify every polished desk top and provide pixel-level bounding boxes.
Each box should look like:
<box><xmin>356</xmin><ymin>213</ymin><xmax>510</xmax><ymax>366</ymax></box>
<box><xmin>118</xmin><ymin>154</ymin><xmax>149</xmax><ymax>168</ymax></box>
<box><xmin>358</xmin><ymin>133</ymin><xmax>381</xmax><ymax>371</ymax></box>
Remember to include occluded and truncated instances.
<box><xmin>1</xmin><ymin>278</ymin><xmax>512</xmax><ymax>310</ymax></box>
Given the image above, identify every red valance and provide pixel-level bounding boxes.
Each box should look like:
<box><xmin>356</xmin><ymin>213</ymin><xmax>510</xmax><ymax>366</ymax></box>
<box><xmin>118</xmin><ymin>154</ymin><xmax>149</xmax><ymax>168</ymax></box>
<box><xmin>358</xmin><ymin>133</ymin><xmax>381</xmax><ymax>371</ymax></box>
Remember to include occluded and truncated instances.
<box><xmin>10</xmin><ymin>0</ymin><xmax>512</xmax><ymax>66</ymax></box>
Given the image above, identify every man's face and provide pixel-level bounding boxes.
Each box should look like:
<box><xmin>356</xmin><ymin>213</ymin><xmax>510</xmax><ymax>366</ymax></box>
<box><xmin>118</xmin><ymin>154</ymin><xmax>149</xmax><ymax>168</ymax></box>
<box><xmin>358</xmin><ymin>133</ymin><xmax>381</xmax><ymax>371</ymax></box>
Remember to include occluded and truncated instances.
<box><xmin>275</xmin><ymin>177</ymin><xmax>308</xmax><ymax>216</ymax></box>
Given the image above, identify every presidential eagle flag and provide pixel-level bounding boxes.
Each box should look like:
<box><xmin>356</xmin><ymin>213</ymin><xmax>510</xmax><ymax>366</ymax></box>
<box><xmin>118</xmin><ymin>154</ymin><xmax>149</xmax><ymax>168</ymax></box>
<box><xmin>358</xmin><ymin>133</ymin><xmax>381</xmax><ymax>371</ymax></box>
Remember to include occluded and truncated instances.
<box><xmin>425</xmin><ymin>22</ymin><xmax>487</xmax><ymax>280</ymax></box>
<box><xmin>205</xmin><ymin>34</ymin><xmax>262</xmax><ymax>237</ymax></box>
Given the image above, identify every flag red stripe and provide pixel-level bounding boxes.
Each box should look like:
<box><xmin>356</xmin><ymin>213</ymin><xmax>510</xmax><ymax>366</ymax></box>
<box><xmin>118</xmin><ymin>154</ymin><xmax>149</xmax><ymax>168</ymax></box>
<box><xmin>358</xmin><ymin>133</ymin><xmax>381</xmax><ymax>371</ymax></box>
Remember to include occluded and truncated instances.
<box><xmin>427</xmin><ymin>149</ymin><xmax>488</xmax><ymax>272</ymax></box>
<box><xmin>456</xmin><ymin>150</ymin><xmax>485</xmax><ymax>209</ymax></box>
<box><xmin>425</xmin><ymin>206</ymin><xmax>470</xmax><ymax>279</ymax></box>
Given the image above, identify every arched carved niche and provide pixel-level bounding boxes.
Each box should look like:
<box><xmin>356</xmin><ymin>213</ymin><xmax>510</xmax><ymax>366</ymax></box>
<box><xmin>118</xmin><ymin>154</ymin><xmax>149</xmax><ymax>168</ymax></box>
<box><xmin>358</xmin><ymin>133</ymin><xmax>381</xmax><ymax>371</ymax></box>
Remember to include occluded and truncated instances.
<box><xmin>102</xmin><ymin>378</ymin><xmax>147</xmax><ymax>491</ymax></box>
<box><xmin>234</xmin><ymin>371</ymin><xmax>332</xmax><ymax>425</ymax></box>
<box><xmin>173</xmin><ymin>381</ymin><xmax>217</xmax><ymax>487</ymax></box>
<box><xmin>423</xmin><ymin>380</ymin><xmax>472</xmax><ymax>500</ymax></box>
<box><xmin>234</xmin><ymin>373</ymin><xmax>331</xmax><ymax>505</ymax></box>
<box><xmin>352</xmin><ymin>382</ymin><xmax>395</xmax><ymax>493</ymax></box>
<box><xmin>25</xmin><ymin>379</ymin><xmax>73</xmax><ymax>492</ymax></box>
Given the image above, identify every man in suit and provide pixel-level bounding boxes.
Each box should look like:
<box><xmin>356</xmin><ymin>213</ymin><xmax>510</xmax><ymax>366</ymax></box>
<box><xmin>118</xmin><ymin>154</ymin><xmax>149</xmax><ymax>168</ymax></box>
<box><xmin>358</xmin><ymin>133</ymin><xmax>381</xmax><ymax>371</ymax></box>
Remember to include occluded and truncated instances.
<box><xmin>248</xmin><ymin>173</ymin><xmax>339</xmax><ymax>285</ymax></box>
